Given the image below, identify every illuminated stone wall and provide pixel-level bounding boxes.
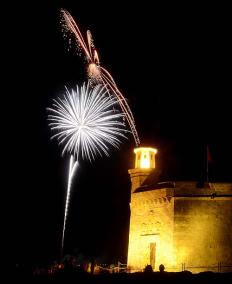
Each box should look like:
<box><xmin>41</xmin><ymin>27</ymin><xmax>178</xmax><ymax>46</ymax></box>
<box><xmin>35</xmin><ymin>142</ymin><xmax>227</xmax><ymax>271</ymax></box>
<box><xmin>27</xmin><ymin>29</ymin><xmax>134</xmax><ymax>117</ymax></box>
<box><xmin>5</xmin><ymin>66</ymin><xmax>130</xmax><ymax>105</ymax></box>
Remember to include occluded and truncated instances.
<box><xmin>127</xmin><ymin>188</ymin><xmax>175</xmax><ymax>271</ymax></box>
<box><xmin>128</xmin><ymin>168</ymin><xmax>153</xmax><ymax>193</ymax></box>
<box><xmin>173</xmin><ymin>182</ymin><xmax>232</xmax><ymax>272</ymax></box>
<box><xmin>127</xmin><ymin>181</ymin><xmax>232</xmax><ymax>272</ymax></box>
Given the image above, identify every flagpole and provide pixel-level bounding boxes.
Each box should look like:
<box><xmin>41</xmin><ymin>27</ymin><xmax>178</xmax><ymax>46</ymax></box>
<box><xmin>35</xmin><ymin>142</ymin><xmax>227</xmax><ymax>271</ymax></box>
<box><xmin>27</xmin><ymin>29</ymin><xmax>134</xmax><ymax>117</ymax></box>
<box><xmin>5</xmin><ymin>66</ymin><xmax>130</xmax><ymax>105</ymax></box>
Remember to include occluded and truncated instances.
<box><xmin>206</xmin><ymin>146</ymin><xmax>209</xmax><ymax>183</ymax></box>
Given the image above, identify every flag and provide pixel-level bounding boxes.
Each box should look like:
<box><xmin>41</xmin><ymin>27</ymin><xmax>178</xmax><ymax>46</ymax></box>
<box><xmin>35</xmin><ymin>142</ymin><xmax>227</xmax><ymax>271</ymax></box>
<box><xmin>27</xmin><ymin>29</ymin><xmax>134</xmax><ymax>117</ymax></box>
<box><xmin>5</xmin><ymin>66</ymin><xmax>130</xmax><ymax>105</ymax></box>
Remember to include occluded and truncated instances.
<box><xmin>206</xmin><ymin>145</ymin><xmax>213</xmax><ymax>183</ymax></box>
<box><xmin>207</xmin><ymin>145</ymin><xmax>213</xmax><ymax>163</ymax></box>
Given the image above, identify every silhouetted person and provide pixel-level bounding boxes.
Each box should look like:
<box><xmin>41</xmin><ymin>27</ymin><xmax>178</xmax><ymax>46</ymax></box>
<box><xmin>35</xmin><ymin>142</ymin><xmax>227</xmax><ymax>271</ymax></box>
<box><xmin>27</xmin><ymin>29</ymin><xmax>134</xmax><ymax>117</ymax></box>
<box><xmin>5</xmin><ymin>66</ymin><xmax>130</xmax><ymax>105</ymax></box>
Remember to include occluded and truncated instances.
<box><xmin>144</xmin><ymin>264</ymin><xmax>153</xmax><ymax>273</ymax></box>
<box><xmin>159</xmin><ymin>264</ymin><xmax>165</xmax><ymax>272</ymax></box>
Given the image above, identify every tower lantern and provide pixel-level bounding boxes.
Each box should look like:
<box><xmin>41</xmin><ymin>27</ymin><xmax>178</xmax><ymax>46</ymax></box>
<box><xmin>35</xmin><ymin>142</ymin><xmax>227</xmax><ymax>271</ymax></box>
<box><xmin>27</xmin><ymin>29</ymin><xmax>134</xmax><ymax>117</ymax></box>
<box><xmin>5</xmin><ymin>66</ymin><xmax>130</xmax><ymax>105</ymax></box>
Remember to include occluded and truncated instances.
<box><xmin>128</xmin><ymin>147</ymin><xmax>158</xmax><ymax>193</ymax></box>
<box><xmin>134</xmin><ymin>147</ymin><xmax>157</xmax><ymax>169</ymax></box>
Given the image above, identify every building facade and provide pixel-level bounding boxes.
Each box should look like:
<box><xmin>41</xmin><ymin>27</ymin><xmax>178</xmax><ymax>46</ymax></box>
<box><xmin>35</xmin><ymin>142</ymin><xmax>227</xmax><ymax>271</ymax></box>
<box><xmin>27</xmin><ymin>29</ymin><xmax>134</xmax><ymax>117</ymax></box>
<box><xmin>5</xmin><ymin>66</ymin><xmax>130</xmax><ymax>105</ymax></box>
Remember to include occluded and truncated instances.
<box><xmin>127</xmin><ymin>147</ymin><xmax>232</xmax><ymax>272</ymax></box>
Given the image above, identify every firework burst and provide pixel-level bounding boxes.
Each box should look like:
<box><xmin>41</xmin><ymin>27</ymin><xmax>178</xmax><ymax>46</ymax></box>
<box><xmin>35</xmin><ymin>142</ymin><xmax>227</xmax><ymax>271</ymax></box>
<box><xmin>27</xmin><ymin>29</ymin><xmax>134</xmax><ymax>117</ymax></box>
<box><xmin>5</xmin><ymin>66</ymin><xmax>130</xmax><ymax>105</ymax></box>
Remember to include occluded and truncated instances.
<box><xmin>60</xmin><ymin>8</ymin><xmax>140</xmax><ymax>145</ymax></box>
<box><xmin>48</xmin><ymin>82</ymin><xmax>127</xmax><ymax>161</ymax></box>
<box><xmin>47</xmin><ymin>82</ymin><xmax>127</xmax><ymax>252</ymax></box>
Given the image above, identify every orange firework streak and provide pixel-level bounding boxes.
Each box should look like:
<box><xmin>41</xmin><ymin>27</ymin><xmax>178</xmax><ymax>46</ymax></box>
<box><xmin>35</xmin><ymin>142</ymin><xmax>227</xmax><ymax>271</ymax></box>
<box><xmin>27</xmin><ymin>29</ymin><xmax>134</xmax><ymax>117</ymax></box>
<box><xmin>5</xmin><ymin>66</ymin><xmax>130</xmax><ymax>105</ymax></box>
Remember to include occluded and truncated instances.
<box><xmin>61</xmin><ymin>9</ymin><xmax>140</xmax><ymax>146</ymax></box>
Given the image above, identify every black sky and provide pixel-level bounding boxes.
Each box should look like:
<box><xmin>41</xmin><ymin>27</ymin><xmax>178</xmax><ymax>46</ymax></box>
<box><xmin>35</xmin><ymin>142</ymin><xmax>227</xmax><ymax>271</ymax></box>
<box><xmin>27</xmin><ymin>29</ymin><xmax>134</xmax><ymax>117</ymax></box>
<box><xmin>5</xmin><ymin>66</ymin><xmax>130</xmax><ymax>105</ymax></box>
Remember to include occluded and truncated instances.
<box><xmin>15</xmin><ymin>1</ymin><xmax>231</xmax><ymax>266</ymax></box>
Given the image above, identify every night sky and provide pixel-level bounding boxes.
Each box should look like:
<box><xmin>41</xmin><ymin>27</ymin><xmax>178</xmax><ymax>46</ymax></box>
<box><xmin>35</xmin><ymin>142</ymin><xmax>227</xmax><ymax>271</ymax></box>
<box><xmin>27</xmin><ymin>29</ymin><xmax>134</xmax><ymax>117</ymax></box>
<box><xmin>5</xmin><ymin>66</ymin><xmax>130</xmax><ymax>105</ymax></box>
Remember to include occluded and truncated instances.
<box><xmin>15</xmin><ymin>1</ymin><xmax>231</xmax><ymax>266</ymax></box>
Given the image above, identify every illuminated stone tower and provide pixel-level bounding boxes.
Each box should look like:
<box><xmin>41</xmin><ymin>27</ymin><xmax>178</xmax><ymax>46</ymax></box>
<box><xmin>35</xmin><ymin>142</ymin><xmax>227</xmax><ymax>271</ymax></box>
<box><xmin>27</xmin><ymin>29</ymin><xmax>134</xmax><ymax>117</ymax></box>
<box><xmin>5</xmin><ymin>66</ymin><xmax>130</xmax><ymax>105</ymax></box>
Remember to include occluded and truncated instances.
<box><xmin>128</xmin><ymin>147</ymin><xmax>157</xmax><ymax>193</ymax></box>
<box><xmin>127</xmin><ymin>147</ymin><xmax>175</xmax><ymax>271</ymax></box>
<box><xmin>127</xmin><ymin>147</ymin><xmax>232</xmax><ymax>272</ymax></box>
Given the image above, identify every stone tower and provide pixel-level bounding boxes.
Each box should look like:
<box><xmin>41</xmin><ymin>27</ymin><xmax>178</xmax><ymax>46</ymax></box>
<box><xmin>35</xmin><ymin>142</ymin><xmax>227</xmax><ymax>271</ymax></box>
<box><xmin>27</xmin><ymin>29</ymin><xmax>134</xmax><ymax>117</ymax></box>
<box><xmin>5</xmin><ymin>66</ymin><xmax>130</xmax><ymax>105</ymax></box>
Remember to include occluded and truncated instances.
<box><xmin>127</xmin><ymin>147</ymin><xmax>232</xmax><ymax>272</ymax></box>
<box><xmin>128</xmin><ymin>147</ymin><xmax>157</xmax><ymax>193</ymax></box>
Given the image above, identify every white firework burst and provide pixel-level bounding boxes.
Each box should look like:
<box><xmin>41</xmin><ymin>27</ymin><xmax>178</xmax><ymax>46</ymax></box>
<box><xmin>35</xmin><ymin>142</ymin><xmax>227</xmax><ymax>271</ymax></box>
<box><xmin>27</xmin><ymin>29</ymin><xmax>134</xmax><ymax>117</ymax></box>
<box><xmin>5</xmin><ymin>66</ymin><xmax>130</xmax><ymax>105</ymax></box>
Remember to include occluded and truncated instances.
<box><xmin>47</xmin><ymin>82</ymin><xmax>127</xmax><ymax>161</ymax></box>
<box><xmin>47</xmin><ymin>82</ymin><xmax>128</xmax><ymax>253</ymax></box>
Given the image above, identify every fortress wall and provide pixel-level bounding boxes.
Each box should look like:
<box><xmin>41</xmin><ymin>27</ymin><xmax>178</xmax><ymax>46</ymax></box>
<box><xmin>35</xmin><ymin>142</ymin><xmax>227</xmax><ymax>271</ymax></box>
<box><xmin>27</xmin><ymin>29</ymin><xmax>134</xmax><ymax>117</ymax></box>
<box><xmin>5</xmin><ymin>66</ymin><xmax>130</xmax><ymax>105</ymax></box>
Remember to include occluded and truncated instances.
<box><xmin>127</xmin><ymin>189</ymin><xmax>174</xmax><ymax>271</ymax></box>
<box><xmin>174</xmin><ymin>196</ymin><xmax>232</xmax><ymax>271</ymax></box>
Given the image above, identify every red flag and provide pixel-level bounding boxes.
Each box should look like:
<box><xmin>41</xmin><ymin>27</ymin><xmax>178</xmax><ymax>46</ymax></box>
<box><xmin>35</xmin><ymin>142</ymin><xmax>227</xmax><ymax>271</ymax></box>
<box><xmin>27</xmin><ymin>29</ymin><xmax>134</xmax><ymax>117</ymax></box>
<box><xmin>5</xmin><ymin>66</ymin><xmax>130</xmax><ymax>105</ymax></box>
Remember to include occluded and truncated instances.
<box><xmin>207</xmin><ymin>145</ymin><xmax>213</xmax><ymax>163</ymax></box>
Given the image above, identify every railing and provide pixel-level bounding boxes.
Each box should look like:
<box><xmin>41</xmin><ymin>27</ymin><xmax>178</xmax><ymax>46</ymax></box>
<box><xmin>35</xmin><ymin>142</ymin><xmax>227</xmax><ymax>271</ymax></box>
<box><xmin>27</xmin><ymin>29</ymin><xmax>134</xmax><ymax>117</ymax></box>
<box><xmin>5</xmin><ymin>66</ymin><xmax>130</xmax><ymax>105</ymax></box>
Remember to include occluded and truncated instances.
<box><xmin>64</xmin><ymin>261</ymin><xmax>232</xmax><ymax>274</ymax></box>
<box><xmin>95</xmin><ymin>262</ymin><xmax>128</xmax><ymax>274</ymax></box>
<box><xmin>110</xmin><ymin>262</ymin><xmax>232</xmax><ymax>273</ymax></box>
<box><xmin>181</xmin><ymin>262</ymin><xmax>232</xmax><ymax>273</ymax></box>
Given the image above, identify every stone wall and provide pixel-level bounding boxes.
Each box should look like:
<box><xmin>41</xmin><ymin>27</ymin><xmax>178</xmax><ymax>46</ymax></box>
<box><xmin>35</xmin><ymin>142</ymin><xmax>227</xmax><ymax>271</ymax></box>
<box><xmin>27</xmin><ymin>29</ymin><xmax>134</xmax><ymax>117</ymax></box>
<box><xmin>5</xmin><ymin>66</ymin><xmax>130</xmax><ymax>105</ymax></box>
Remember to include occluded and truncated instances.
<box><xmin>127</xmin><ymin>181</ymin><xmax>232</xmax><ymax>272</ymax></box>
<box><xmin>174</xmin><ymin>196</ymin><xmax>232</xmax><ymax>272</ymax></box>
<box><xmin>127</xmin><ymin>189</ymin><xmax>174</xmax><ymax>271</ymax></box>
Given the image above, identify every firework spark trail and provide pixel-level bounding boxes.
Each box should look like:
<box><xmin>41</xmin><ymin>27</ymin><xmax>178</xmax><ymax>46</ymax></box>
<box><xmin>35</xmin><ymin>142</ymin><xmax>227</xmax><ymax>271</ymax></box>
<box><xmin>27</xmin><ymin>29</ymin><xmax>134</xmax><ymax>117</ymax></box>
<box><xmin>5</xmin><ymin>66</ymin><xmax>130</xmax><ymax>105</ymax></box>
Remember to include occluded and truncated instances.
<box><xmin>48</xmin><ymin>82</ymin><xmax>128</xmax><ymax>252</ymax></box>
<box><xmin>60</xmin><ymin>8</ymin><xmax>140</xmax><ymax>146</ymax></box>
<box><xmin>61</xmin><ymin>9</ymin><xmax>91</xmax><ymax>61</ymax></box>
<box><xmin>100</xmin><ymin>68</ymin><xmax>138</xmax><ymax>144</ymax></box>
<box><xmin>61</xmin><ymin>155</ymin><xmax>78</xmax><ymax>252</ymax></box>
